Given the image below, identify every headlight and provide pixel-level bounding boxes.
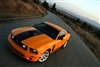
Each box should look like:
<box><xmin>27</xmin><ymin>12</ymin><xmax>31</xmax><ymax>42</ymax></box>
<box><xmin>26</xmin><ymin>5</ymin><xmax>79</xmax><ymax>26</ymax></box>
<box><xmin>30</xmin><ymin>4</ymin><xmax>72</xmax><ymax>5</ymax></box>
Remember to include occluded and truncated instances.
<box><xmin>12</xmin><ymin>36</ymin><xmax>14</xmax><ymax>39</ymax></box>
<box><xmin>22</xmin><ymin>45</ymin><xmax>27</xmax><ymax>50</ymax></box>
<box><xmin>30</xmin><ymin>48</ymin><xmax>38</xmax><ymax>54</ymax></box>
<box><xmin>11</xmin><ymin>34</ymin><xmax>14</xmax><ymax>39</ymax></box>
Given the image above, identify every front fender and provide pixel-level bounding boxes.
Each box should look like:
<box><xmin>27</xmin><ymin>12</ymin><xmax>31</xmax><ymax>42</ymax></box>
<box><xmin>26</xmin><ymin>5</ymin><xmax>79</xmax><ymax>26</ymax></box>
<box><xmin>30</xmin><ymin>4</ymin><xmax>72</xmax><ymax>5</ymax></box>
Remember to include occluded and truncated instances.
<box><xmin>38</xmin><ymin>42</ymin><xmax>55</xmax><ymax>55</ymax></box>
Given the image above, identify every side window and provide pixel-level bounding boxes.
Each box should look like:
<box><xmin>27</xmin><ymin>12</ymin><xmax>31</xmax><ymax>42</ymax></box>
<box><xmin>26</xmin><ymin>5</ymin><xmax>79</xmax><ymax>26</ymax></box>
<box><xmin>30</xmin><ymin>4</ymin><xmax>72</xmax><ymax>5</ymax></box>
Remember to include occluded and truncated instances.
<box><xmin>58</xmin><ymin>31</ymin><xmax>66</xmax><ymax>40</ymax></box>
<box><xmin>59</xmin><ymin>31</ymin><xmax>66</xmax><ymax>37</ymax></box>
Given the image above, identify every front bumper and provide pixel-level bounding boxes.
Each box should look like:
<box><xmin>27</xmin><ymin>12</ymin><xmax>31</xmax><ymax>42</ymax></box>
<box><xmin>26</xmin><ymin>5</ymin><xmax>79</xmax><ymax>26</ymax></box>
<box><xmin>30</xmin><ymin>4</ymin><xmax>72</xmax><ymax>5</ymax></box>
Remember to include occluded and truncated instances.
<box><xmin>8</xmin><ymin>34</ymin><xmax>40</xmax><ymax>62</ymax></box>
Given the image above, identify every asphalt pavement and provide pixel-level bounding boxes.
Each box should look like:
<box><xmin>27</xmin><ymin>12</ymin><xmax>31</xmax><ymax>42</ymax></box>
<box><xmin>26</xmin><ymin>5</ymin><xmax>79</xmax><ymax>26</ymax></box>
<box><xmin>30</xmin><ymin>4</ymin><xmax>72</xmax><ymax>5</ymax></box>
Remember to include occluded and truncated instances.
<box><xmin>0</xmin><ymin>12</ymin><xmax>100</xmax><ymax>67</ymax></box>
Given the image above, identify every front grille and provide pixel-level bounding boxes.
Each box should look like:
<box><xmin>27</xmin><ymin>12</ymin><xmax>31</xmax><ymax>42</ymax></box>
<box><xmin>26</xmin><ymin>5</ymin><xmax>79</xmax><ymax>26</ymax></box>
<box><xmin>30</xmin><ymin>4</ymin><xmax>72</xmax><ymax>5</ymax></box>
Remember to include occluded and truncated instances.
<box><xmin>11</xmin><ymin>34</ymin><xmax>27</xmax><ymax>50</ymax></box>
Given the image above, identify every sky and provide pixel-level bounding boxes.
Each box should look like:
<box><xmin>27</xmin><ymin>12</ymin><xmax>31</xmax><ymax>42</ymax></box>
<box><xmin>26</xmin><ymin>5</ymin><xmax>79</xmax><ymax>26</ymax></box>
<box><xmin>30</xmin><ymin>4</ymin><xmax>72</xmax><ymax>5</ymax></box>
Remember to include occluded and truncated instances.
<box><xmin>42</xmin><ymin>0</ymin><xmax>100</xmax><ymax>27</ymax></box>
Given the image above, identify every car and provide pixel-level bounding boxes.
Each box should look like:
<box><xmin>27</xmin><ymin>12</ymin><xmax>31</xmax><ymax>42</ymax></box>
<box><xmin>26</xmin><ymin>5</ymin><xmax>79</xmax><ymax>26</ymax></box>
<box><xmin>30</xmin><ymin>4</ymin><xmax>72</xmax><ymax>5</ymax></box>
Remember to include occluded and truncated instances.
<box><xmin>8</xmin><ymin>22</ymin><xmax>71</xmax><ymax>62</ymax></box>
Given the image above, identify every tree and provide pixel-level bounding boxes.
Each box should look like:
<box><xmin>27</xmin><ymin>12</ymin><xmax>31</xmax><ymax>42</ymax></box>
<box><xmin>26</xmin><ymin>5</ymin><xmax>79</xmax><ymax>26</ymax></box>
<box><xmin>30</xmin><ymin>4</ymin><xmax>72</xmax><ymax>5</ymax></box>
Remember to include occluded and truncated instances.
<box><xmin>94</xmin><ymin>30</ymin><xmax>100</xmax><ymax>37</ymax></box>
<box><xmin>74</xmin><ymin>18</ymin><xmax>80</xmax><ymax>23</ymax></box>
<box><xmin>51</xmin><ymin>3</ymin><xmax>56</xmax><ymax>11</ymax></box>
<box><xmin>42</xmin><ymin>0</ymin><xmax>49</xmax><ymax>9</ymax></box>
<box><xmin>74</xmin><ymin>18</ymin><xmax>82</xmax><ymax>26</ymax></box>
<box><xmin>22</xmin><ymin>0</ymin><xmax>28</xmax><ymax>3</ymax></box>
<box><xmin>34</xmin><ymin>0</ymin><xmax>39</xmax><ymax>4</ymax></box>
<box><xmin>88</xmin><ymin>25</ymin><xmax>92</xmax><ymax>31</ymax></box>
<box><xmin>81</xmin><ymin>22</ymin><xmax>87</xmax><ymax>29</ymax></box>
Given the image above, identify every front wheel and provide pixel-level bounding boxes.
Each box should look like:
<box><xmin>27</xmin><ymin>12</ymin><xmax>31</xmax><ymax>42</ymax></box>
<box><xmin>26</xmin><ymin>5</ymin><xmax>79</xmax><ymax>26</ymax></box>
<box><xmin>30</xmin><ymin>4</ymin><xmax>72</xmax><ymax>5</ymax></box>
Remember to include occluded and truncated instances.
<box><xmin>38</xmin><ymin>50</ymin><xmax>50</xmax><ymax>62</ymax></box>
<box><xmin>62</xmin><ymin>41</ymin><xmax>67</xmax><ymax>48</ymax></box>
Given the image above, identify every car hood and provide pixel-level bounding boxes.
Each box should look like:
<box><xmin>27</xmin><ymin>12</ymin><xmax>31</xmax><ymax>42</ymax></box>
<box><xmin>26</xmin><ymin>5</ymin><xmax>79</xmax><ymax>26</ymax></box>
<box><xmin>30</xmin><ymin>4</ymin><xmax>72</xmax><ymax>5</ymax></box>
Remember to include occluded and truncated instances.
<box><xmin>11</xmin><ymin>26</ymin><xmax>54</xmax><ymax>49</ymax></box>
<box><xmin>22</xmin><ymin>34</ymin><xmax>54</xmax><ymax>49</ymax></box>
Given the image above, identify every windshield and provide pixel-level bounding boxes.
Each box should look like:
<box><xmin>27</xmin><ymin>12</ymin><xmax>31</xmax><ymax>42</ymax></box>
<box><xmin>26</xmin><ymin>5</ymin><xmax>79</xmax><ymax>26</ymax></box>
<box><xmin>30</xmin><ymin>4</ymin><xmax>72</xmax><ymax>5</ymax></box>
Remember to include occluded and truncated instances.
<box><xmin>34</xmin><ymin>23</ymin><xmax>59</xmax><ymax>40</ymax></box>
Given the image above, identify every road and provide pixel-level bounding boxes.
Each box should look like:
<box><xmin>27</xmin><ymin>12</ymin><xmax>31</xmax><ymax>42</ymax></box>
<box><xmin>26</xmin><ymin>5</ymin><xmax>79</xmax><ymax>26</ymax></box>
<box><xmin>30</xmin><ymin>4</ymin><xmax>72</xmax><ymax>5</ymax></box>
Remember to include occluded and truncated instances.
<box><xmin>0</xmin><ymin>12</ymin><xmax>100</xmax><ymax>67</ymax></box>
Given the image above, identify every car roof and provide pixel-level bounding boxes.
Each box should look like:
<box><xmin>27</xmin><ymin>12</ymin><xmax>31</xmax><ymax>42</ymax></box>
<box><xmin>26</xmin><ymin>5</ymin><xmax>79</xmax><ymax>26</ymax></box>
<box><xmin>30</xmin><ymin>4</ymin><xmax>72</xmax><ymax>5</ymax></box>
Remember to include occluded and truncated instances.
<box><xmin>43</xmin><ymin>22</ymin><xmax>64</xmax><ymax>31</ymax></box>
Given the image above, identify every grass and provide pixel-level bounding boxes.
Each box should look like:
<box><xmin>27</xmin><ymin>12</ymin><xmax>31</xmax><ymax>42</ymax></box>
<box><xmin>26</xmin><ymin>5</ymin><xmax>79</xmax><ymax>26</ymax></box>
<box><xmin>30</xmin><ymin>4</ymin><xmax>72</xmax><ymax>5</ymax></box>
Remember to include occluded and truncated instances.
<box><xmin>57</xmin><ymin>13</ymin><xmax>100</xmax><ymax>62</ymax></box>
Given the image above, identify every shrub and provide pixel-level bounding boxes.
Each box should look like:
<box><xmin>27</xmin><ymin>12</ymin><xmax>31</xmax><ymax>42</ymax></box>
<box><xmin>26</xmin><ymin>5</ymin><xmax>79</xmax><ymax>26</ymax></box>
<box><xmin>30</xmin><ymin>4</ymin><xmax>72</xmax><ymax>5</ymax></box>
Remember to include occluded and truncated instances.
<box><xmin>42</xmin><ymin>0</ymin><xmax>49</xmax><ymax>9</ymax></box>
<box><xmin>34</xmin><ymin>0</ymin><xmax>40</xmax><ymax>4</ymax></box>
<box><xmin>94</xmin><ymin>30</ymin><xmax>100</xmax><ymax>37</ymax></box>
<box><xmin>81</xmin><ymin>22</ymin><xmax>87</xmax><ymax>29</ymax></box>
<box><xmin>74</xmin><ymin>18</ymin><xmax>80</xmax><ymax>23</ymax></box>
<box><xmin>88</xmin><ymin>25</ymin><xmax>92</xmax><ymax>31</ymax></box>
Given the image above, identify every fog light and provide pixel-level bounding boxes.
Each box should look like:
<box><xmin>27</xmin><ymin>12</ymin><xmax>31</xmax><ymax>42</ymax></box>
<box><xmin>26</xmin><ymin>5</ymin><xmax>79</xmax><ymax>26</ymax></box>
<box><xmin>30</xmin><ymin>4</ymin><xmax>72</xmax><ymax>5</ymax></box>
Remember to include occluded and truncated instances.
<box><xmin>29</xmin><ymin>56</ymin><xmax>33</xmax><ymax>60</ymax></box>
<box><xmin>26</xmin><ymin>57</ymin><xmax>29</xmax><ymax>60</ymax></box>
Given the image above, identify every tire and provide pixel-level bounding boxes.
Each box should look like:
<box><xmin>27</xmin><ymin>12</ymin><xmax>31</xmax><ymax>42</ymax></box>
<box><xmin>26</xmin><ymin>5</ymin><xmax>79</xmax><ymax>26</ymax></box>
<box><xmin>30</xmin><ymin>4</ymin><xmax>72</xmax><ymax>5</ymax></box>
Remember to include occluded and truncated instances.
<box><xmin>38</xmin><ymin>50</ymin><xmax>50</xmax><ymax>62</ymax></box>
<box><xmin>62</xmin><ymin>41</ymin><xmax>67</xmax><ymax>48</ymax></box>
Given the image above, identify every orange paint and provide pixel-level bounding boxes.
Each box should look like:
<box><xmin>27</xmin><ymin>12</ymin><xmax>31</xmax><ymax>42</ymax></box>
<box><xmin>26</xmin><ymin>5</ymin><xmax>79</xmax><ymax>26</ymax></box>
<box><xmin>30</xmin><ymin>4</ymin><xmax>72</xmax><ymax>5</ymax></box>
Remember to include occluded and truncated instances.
<box><xmin>8</xmin><ymin>22</ymin><xmax>70</xmax><ymax>62</ymax></box>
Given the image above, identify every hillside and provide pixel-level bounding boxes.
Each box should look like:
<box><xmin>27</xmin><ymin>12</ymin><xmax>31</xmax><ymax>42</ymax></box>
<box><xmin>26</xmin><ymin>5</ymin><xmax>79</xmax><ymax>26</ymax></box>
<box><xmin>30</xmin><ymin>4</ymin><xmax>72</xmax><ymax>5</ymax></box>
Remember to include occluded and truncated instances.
<box><xmin>0</xmin><ymin>0</ymin><xmax>47</xmax><ymax>17</ymax></box>
<box><xmin>55</xmin><ymin>11</ymin><xmax>100</xmax><ymax>61</ymax></box>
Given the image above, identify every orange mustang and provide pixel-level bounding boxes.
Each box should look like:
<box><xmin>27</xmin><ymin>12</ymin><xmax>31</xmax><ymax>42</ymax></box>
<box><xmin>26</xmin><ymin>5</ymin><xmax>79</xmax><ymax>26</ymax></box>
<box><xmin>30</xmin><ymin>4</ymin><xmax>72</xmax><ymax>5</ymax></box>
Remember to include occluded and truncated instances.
<box><xmin>8</xmin><ymin>22</ymin><xmax>71</xmax><ymax>62</ymax></box>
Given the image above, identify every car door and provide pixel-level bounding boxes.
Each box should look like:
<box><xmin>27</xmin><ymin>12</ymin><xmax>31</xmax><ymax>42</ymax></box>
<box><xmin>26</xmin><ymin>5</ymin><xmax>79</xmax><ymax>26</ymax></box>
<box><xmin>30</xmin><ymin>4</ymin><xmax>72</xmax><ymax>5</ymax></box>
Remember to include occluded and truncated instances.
<box><xmin>53</xmin><ymin>31</ymin><xmax>66</xmax><ymax>51</ymax></box>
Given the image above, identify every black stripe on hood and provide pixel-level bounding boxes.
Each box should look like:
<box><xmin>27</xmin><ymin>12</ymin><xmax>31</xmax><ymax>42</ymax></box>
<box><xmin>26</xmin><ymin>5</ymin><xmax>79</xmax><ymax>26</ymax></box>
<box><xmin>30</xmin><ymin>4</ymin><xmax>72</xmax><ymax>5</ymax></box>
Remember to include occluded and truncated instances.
<box><xmin>14</xmin><ymin>30</ymin><xmax>43</xmax><ymax>42</ymax></box>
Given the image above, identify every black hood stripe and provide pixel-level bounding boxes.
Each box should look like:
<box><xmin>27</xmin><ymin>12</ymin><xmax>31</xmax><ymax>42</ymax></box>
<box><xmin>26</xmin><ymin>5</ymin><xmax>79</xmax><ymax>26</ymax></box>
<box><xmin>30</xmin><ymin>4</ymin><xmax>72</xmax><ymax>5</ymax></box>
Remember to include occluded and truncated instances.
<box><xmin>14</xmin><ymin>30</ymin><xmax>43</xmax><ymax>42</ymax></box>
